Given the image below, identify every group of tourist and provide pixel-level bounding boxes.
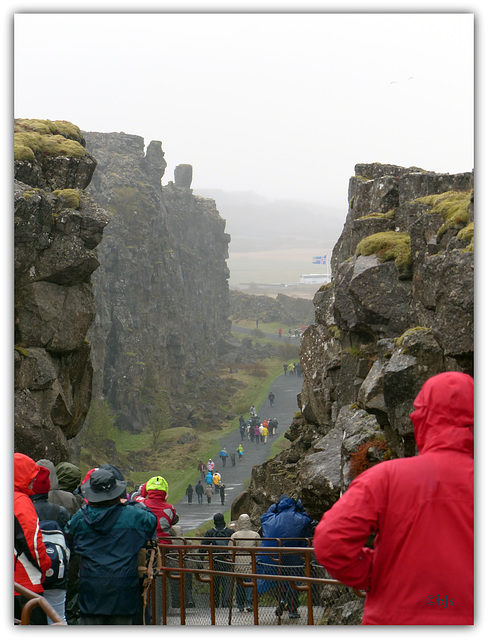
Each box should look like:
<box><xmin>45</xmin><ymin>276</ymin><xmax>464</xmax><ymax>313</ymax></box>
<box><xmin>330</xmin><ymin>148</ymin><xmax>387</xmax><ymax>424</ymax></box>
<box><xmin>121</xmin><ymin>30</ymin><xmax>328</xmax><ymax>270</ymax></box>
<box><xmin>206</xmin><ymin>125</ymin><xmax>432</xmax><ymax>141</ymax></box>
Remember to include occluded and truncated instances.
<box><xmin>14</xmin><ymin>456</ymin><xmax>180</xmax><ymax>625</ymax></box>
<box><xmin>14</xmin><ymin>371</ymin><xmax>474</xmax><ymax>626</ymax></box>
<box><xmin>239</xmin><ymin>414</ymin><xmax>279</xmax><ymax>443</ymax></box>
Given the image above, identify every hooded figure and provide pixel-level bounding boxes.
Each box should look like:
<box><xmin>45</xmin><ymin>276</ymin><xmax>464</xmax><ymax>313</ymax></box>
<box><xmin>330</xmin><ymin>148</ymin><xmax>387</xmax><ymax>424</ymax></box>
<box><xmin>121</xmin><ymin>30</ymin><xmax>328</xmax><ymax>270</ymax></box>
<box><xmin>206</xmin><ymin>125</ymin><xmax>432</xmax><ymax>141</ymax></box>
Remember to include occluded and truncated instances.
<box><xmin>231</xmin><ymin>514</ymin><xmax>261</xmax><ymax>611</ymax></box>
<box><xmin>202</xmin><ymin>513</ymin><xmax>234</xmax><ymax>608</ymax></box>
<box><xmin>142</xmin><ymin>476</ymin><xmax>178</xmax><ymax>542</ymax></box>
<box><xmin>64</xmin><ymin>468</ymin><xmax>157</xmax><ymax>624</ymax></box>
<box><xmin>14</xmin><ymin>454</ymin><xmax>52</xmax><ymax>601</ymax></box>
<box><xmin>31</xmin><ymin>465</ymin><xmax>71</xmax><ymax>530</ymax></box>
<box><xmin>313</xmin><ymin>371</ymin><xmax>474</xmax><ymax>625</ymax></box>
<box><xmin>37</xmin><ymin>459</ymin><xmax>84</xmax><ymax>515</ymax></box>
<box><xmin>256</xmin><ymin>494</ymin><xmax>312</xmax><ymax>619</ymax></box>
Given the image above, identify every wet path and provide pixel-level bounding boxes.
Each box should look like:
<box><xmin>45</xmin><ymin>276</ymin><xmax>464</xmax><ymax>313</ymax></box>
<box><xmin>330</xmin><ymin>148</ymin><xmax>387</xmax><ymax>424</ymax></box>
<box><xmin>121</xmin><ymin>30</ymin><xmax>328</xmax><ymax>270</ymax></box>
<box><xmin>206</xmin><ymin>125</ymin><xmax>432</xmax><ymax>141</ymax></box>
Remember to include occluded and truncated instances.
<box><xmin>174</xmin><ymin>371</ymin><xmax>303</xmax><ymax>531</ymax></box>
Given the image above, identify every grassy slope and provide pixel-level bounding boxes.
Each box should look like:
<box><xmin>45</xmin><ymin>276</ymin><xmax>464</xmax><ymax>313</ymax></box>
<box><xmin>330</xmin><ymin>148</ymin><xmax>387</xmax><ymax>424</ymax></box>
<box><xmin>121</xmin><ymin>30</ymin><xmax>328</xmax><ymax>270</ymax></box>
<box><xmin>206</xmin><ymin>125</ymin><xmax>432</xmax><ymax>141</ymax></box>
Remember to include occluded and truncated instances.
<box><xmin>81</xmin><ymin>334</ymin><xmax>291</xmax><ymax>506</ymax></box>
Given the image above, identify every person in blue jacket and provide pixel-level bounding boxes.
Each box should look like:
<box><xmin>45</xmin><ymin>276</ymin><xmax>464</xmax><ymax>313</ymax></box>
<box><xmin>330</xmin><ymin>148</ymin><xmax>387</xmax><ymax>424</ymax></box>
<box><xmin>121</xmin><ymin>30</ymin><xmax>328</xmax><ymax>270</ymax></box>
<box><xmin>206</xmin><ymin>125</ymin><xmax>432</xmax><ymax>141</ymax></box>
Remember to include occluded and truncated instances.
<box><xmin>65</xmin><ymin>467</ymin><xmax>157</xmax><ymax>625</ymax></box>
<box><xmin>256</xmin><ymin>494</ymin><xmax>312</xmax><ymax>619</ymax></box>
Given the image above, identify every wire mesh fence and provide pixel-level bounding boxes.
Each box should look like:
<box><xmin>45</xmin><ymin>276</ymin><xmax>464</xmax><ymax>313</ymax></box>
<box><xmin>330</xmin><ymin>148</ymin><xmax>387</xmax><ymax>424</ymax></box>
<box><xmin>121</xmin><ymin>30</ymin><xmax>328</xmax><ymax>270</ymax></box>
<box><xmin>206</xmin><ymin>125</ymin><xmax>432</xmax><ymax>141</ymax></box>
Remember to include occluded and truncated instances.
<box><xmin>146</xmin><ymin>540</ymin><xmax>365</xmax><ymax>626</ymax></box>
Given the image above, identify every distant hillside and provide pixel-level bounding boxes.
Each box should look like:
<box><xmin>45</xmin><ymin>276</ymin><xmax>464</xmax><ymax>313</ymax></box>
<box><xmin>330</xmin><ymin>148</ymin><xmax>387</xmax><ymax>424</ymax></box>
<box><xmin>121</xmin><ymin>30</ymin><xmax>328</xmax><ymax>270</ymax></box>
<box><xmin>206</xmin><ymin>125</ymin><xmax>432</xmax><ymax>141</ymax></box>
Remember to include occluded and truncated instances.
<box><xmin>196</xmin><ymin>188</ymin><xmax>345</xmax><ymax>252</ymax></box>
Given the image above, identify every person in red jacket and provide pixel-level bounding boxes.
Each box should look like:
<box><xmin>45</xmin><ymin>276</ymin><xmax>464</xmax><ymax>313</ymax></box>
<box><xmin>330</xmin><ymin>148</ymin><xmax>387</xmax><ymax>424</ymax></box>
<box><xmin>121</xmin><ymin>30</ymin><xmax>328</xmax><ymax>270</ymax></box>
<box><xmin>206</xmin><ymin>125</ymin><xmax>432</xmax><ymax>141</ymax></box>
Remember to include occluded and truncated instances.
<box><xmin>14</xmin><ymin>453</ymin><xmax>52</xmax><ymax>624</ymax></box>
<box><xmin>313</xmin><ymin>371</ymin><xmax>473</xmax><ymax>625</ymax></box>
<box><xmin>142</xmin><ymin>476</ymin><xmax>178</xmax><ymax>542</ymax></box>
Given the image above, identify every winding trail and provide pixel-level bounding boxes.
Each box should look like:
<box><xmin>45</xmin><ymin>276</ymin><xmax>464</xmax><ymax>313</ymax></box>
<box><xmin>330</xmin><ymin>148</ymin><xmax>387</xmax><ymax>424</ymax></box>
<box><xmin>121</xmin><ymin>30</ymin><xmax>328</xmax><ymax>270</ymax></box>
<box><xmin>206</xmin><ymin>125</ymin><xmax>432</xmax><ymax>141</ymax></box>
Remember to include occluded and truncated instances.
<box><xmin>174</xmin><ymin>370</ymin><xmax>303</xmax><ymax>531</ymax></box>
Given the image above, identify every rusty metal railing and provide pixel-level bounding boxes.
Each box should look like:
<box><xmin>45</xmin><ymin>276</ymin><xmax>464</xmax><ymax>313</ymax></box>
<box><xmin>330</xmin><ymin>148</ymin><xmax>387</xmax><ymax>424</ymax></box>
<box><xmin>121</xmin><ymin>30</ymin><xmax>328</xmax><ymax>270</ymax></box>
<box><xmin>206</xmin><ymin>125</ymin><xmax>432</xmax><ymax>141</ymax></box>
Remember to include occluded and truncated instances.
<box><xmin>150</xmin><ymin>538</ymin><xmax>365</xmax><ymax>625</ymax></box>
<box><xmin>14</xmin><ymin>583</ymin><xmax>65</xmax><ymax>625</ymax></box>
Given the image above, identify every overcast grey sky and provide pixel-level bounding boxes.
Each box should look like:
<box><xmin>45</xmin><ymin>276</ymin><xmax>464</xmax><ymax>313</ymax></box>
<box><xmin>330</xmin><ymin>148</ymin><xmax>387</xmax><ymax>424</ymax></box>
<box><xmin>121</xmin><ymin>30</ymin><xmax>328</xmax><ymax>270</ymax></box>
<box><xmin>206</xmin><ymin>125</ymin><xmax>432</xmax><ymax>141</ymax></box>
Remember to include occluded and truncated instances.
<box><xmin>13</xmin><ymin>8</ymin><xmax>474</xmax><ymax>210</ymax></box>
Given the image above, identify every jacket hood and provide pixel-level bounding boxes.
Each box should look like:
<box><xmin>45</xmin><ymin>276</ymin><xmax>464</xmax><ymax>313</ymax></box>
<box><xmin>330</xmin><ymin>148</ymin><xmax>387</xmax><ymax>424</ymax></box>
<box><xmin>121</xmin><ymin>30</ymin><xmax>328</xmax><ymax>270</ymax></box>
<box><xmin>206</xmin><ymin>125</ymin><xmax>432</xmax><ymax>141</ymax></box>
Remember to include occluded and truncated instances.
<box><xmin>14</xmin><ymin>453</ymin><xmax>40</xmax><ymax>495</ymax></box>
<box><xmin>55</xmin><ymin>462</ymin><xmax>82</xmax><ymax>492</ymax></box>
<box><xmin>213</xmin><ymin>512</ymin><xmax>225</xmax><ymax>526</ymax></box>
<box><xmin>36</xmin><ymin>458</ymin><xmax>59</xmax><ymax>490</ymax></box>
<box><xmin>410</xmin><ymin>372</ymin><xmax>474</xmax><ymax>456</ymax></box>
<box><xmin>82</xmin><ymin>502</ymin><xmax>124</xmax><ymax>532</ymax></box>
<box><xmin>236</xmin><ymin>514</ymin><xmax>252</xmax><ymax>531</ymax></box>
<box><xmin>146</xmin><ymin>489</ymin><xmax>168</xmax><ymax>501</ymax></box>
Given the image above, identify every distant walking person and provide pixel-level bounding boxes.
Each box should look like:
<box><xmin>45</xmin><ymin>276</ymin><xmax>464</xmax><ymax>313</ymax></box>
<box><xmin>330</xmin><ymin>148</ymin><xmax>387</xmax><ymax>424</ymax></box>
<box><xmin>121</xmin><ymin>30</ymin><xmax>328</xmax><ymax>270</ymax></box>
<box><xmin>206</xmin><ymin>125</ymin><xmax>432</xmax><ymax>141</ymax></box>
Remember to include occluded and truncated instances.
<box><xmin>185</xmin><ymin>484</ymin><xmax>193</xmax><ymax>504</ymax></box>
<box><xmin>195</xmin><ymin>481</ymin><xmax>204</xmax><ymax>504</ymax></box>
<box><xmin>230</xmin><ymin>452</ymin><xmax>236</xmax><ymax>467</ymax></box>
<box><xmin>205</xmin><ymin>484</ymin><xmax>213</xmax><ymax>504</ymax></box>
<box><xmin>237</xmin><ymin>444</ymin><xmax>244</xmax><ymax>461</ymax></box>
<box><xmin>219</xmin><ymin>448</ymin><xmax>228</xmax><ymax>467</ymax></box>
<box><xmin>219</xmin><ymin>484</ymin><xmax>226</xmax><ymax>506</ymax></box>
<box><xmin>198</xmin><ymin>461</ymin><xmax>206</xmax><ymax>480</ymax></box>
<box><xmin>278</xmin><ymin>328</ymin><xmax>282</xmax><ymax>339</ymax></box>
<box><xmin>268</xmin><ymin>391</ymin><xmax>275</xmax><ymax>407</ymax></box>
<box><xmin>250</xmin><ymin>405</ymin><xmax>256</xmax><ymax>417</ymax></box>
<box><xmin>283</xmin><ymin>363</ymin><xmax>288</xmax><ymax>376</ymax></box>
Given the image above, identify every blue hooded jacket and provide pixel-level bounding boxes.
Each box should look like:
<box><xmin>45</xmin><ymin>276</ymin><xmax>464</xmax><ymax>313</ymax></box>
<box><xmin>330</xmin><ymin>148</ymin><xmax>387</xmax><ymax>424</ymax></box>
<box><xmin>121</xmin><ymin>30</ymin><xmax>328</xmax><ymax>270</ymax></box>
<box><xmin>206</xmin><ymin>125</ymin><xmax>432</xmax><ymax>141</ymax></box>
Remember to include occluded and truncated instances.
<box><xmin>65</xmin><ymin>501</ymin><xmax>156</xmax><ymax>616</ymax></box>
<box><xmin>256</xmin><ymin>495</ymin><xmax>312</xmax><ymax>593</ymax></box>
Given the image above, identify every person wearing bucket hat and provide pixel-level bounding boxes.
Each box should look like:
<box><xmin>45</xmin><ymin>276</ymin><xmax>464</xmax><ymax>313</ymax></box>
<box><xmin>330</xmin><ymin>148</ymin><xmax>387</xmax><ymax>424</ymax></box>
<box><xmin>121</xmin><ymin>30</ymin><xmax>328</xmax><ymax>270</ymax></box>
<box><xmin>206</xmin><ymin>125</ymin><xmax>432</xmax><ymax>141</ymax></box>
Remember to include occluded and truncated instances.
<box><xmin>65</xmin><ymin>468</ymin><xmax>157</xmax><ymax>625</ymax></box>
<box><xmin>143</xmin><ymin>476</ymin><xmax>178</xmax><ymax>543</ymax></box>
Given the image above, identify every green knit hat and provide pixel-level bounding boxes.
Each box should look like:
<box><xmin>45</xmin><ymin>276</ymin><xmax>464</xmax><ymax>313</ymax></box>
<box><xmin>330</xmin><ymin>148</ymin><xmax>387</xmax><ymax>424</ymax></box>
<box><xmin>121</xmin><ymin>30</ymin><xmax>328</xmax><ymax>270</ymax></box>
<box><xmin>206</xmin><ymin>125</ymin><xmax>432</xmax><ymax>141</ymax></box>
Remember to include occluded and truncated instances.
<box><xmin>146</xmin><ymin>475</ymin><xmax>169</xmax><ymax>493</ymax></box>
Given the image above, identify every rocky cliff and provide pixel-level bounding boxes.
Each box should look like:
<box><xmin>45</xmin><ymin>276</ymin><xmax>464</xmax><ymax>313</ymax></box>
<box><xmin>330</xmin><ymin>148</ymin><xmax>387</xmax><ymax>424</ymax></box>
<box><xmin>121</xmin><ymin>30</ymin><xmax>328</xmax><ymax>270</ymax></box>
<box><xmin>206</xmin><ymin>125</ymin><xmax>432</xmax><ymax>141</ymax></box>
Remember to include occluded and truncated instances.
<box><xmin>81</xmin><ymin>132</ymin><xmax>232</xmax><ymax>436</ymax></box>
<box><xmin>235</xmin><ymin>163</ymin><xmax>474</xmax><ymax>523</ymax></box>
<box><xmin>14</xmin><ymin>119</ymin><xmax>110</xmax><ymax>463</ymax></box>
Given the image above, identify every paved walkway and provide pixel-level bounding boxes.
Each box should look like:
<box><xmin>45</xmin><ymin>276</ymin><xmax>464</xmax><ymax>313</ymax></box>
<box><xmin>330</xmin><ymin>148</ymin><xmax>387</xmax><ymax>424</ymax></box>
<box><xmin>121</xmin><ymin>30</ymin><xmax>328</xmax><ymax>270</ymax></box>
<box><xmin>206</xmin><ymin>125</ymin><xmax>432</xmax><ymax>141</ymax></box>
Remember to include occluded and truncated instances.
<box><xmin>174</xmin><ymin>371</ymin><xmax>303</xmax><ymax>531</ymax></box>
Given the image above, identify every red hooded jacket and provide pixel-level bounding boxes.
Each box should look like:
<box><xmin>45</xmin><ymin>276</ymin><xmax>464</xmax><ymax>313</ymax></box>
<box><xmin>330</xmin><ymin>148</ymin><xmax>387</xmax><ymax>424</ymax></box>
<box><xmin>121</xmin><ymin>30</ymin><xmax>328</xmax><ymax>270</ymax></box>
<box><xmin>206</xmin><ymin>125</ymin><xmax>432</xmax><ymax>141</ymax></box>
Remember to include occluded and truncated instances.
<box><xmin>143</xmin><ymin>489</ymin><xmax>177</xmax><ymax>542</ymax></box>
<box><xmin>313</xmin><ymin>372</ymin><xmax>473</xmax><ymax>625</ymax></box>
<box><xmin>14</xmin><ymin>453</ymin><xmax>52</xmax><ymax>595</ymax></box>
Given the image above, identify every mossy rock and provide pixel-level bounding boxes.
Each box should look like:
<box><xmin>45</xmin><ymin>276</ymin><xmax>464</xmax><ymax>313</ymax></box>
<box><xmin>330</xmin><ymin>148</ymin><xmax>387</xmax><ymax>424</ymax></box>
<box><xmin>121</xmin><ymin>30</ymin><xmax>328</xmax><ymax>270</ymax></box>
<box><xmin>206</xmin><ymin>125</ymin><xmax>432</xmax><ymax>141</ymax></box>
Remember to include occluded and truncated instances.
<box><xmin>14</xmin><ymin>118</ymin><xmax>86</xmax><ymax>161</ymax></box>
<box><xmin>393</xmin><ymin>326</ymin><xmax>431</xmax><ymax>348</ymax></box>
<box><xmin>359</xmin><ymin>209</ymin><xmax>395</xmax><ymax>220</ymax></box>
<box><xmin>355</xmin><ymin>230</ymin><xmax>412</xmax><ymax>280</ymax></box>
<box><xmin>457</xmin><ymin>221</ymin><xmax>474</xmax><ymax>252</ymax></box>
<box><xmin>415</xmin><ymin>190</ymin><xmax>472</xmax><ymax>240</ymax></box>
<box><xmin>53</xmin><ymin>189</ymin><xmax>81</xmax><ymax>209</ymax></box>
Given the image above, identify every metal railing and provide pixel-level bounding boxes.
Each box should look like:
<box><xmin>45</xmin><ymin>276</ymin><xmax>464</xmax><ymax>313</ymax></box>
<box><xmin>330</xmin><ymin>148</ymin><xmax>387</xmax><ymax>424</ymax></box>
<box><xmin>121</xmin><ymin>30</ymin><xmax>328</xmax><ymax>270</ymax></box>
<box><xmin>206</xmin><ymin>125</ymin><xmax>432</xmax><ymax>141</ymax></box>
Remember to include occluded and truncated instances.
<box><xmin>148</xmin><ymin>537</ymin><xmax>365</xmax><ymax>626</ymax></box>
<box><xmin>14</xmin><ymin>583</ymin><xmax>65</xmax><ymax>625</ymax></box>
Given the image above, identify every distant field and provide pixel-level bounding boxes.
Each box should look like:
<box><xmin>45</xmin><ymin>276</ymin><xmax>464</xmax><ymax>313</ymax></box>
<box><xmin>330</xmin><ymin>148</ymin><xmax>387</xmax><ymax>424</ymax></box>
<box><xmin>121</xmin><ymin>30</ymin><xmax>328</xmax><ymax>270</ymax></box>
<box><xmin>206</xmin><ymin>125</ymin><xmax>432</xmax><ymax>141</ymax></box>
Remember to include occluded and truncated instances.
<box><xmin>227</xmin><ymin>246</ymin><xmax>331</xmax><ymax>288</ymax></box>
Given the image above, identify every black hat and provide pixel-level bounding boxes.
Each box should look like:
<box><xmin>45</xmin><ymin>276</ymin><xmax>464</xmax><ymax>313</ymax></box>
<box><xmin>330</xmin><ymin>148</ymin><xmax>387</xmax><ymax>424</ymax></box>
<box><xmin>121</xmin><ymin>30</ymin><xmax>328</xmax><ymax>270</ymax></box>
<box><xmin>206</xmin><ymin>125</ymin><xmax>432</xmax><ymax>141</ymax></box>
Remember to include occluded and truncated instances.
<box><xmin>81</xmin><ymin>468</ymin><xmax>127</xmax><ymax>503</ymax></box>
<box><xmin>213</xmin><ymin>513</ymin><xmax>225</xmax><ymax>525</ymax></box>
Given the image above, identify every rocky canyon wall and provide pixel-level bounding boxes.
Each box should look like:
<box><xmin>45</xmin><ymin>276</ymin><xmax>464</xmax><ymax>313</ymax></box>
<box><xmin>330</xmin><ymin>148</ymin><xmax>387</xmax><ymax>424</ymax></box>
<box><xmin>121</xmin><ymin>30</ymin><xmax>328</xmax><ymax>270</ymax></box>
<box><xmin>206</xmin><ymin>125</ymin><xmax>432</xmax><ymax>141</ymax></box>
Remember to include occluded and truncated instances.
<box><xmin>235</xmin><ymin>163</ymin><xmax>474</xmax><ymax>524</ymax></box>
<box><xmin>82</xmin><ymin>132</ymin><xmax>232</xmax><ymax>435</ymax></box>
<box><xmin>14</xmin><ymin>119</ymin><xmax>110</xmax><ymax>463</ymax></box>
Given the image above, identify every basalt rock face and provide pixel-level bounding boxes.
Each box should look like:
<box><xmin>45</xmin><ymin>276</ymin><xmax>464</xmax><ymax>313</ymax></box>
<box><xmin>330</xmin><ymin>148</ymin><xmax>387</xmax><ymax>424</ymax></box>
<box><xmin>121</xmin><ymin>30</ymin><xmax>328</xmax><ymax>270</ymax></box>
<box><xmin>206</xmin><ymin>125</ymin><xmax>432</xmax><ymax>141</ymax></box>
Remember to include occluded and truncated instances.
<box><xmin>82</xmin><ymin>131</ymin><xmax>231</xmax><ymax>434</ymax></box>
<box><xmin>14</xmin><ymin>121</ymin><xmax>110</xmax><ymax>463</ymax></box>
<box><xmin>236</xmin><ymin>164</ymin><xmax>474</xmax><ymax>525</ymax></box>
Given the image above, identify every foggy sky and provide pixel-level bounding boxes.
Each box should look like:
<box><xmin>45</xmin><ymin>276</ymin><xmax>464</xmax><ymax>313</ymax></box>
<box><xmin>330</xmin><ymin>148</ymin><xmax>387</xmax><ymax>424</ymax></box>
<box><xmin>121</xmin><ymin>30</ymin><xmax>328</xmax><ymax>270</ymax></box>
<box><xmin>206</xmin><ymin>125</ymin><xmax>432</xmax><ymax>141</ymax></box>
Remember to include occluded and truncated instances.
<box><xmin>13</xmin><ymin>10</ymin><xmax>474</xmax><ymax>211</ymax></box>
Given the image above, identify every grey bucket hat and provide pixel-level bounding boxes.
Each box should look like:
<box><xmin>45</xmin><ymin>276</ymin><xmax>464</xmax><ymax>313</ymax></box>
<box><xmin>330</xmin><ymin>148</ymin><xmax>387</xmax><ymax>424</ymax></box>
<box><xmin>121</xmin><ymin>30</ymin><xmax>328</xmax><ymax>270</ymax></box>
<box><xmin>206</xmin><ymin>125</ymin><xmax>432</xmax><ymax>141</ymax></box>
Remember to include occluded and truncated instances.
<box><xmin>81</xmin><ymin>468</ymin><xmax>127</xmax><ymax>503</ymax></box>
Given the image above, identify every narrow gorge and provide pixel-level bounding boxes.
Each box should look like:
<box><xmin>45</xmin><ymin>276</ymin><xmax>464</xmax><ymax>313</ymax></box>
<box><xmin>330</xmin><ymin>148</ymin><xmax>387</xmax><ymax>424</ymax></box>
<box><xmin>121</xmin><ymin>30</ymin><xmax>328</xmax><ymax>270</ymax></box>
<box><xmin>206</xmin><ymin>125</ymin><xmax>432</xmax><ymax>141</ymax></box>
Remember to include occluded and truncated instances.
<box><xmin>14</xmin><ymin>121</ymin><xmax>474</xmax><ymax>529</ymax></box>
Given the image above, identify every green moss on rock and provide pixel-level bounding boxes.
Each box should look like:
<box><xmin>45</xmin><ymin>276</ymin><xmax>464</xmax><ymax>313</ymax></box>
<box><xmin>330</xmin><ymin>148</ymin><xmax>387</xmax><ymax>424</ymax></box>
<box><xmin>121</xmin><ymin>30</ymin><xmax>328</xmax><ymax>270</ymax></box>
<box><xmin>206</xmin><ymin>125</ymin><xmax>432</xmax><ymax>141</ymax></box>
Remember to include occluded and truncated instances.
<box><xmin>14</xmin><ymin>118</ymin><xmax>86</xmax><ymax>161</ymax></box>
<box><xmin>359</xmin><ymin>209</ymin><xmax>395</xmax><ymax>220</ymax></box>
<box><xmin>356</xmin><ymin>231</ymin><xmax>412</xmax><ymax>279</ymax></box>
<box><xmin>415</xmin><ymin>190</ymin><xmax>472</xmax><ymax>239</ymax></box>
<box><xmin>394</xmin><ymin>326</ymin><xmax>431</xmax><ymax>348</ymax></box>
<box><xmin>457</xmin><ymin>221</ymin><xmax>474</xmax><ymax>252</ymax></box>
<box><xmin>53</xmin><ymin>189</ymin><xmax>81</xmax><ymax>209</ymax></box>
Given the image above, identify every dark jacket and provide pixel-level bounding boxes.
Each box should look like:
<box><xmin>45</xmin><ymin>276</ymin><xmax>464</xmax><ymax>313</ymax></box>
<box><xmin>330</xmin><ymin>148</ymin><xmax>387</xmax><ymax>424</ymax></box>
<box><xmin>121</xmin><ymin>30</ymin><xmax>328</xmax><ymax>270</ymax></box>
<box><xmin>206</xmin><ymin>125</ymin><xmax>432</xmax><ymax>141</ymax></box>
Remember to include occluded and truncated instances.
<box><xmin>65</xmin><ymin>502</ymin><xmax>156</xmax><ymax>616</ymax></box>
<box><xmin>195</xmin><ymin>482</ymin><xmax>204</xmax><ymax>495</ymax></box>
<box><xmin>31</xmin><ymin>493</ymin><xmax>71</xmax><ymax>530</ymax></box>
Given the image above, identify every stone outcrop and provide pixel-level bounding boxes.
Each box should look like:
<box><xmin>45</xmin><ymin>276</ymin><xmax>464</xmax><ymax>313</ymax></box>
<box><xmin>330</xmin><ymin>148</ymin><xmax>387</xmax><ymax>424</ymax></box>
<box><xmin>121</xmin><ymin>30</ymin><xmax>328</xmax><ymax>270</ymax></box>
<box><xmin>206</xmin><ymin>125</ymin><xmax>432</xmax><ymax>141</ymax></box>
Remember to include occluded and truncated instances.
<box><xmin>81</xmin><ymin>131</ymin><xmax>232</xmax><ymax>436</ymax></box>
<box><xmin>14</xmin><ymin>119</ymin><xmax>110</xmax><ymax>463</ymax></box>
<box><xmin>236</xmin><ymin>164</ymin><xmax>474</xmax><ymax>524</ymax></box>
